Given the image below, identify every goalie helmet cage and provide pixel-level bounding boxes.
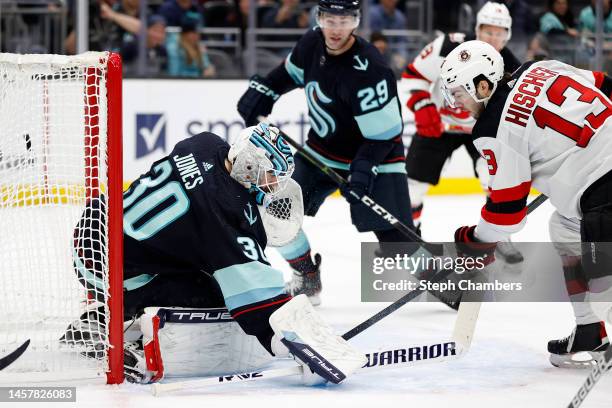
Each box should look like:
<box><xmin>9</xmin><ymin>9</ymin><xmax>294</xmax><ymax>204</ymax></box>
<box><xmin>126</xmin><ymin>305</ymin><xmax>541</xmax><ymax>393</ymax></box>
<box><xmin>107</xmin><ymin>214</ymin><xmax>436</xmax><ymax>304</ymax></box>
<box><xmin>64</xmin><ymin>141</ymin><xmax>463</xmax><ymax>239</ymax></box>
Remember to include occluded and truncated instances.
<box><xmin>0</xmin><ymin>52</ymin><xmax>124</xmax><ymax>384</ymax></box>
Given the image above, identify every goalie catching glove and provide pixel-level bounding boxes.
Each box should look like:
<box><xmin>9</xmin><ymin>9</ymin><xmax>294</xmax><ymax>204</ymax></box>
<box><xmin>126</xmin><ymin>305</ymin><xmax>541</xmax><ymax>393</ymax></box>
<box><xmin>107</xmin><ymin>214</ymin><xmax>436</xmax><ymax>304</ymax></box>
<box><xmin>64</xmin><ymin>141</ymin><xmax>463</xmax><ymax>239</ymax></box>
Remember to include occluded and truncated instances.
<box><xmin>269</xmin><ymin>294</ymin><xmax>366</xmax><ymax>385</ymax></box>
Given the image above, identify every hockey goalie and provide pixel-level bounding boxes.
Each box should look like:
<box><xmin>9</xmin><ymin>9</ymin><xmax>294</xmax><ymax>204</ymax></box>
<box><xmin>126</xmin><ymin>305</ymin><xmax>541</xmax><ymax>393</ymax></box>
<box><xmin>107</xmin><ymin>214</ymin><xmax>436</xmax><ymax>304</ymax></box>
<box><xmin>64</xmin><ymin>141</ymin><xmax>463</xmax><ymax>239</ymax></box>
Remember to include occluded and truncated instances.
<box><xmin>64</xmin><ymin>123</ymin><xmax>366</xmax><ymax>384</ymax></box>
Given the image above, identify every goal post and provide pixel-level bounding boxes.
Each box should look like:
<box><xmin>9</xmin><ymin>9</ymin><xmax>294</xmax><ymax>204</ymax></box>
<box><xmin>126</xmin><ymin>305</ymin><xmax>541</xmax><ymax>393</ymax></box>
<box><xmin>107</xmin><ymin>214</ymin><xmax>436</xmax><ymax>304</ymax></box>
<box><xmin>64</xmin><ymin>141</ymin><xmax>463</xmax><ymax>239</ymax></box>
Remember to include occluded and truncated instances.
<box><xmin>0</xmin><ymin>52</ymin><xmax>124</xmax><ymax>384</ymax></box>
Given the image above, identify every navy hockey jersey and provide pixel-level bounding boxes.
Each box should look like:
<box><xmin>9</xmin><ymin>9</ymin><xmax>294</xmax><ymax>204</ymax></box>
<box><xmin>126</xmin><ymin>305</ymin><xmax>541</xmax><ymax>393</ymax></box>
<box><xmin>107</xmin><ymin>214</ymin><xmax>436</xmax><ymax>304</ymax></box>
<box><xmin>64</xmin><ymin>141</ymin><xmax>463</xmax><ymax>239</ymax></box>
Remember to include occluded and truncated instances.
<box><xmin>281</xmin><ymin>28</ymin><xmax>406</xmax><ymax>172</ymax></box>
<box><xmin>122</xmin><ymin>132</ymin><xmax>290</xmax><ymax>345</ymax></box>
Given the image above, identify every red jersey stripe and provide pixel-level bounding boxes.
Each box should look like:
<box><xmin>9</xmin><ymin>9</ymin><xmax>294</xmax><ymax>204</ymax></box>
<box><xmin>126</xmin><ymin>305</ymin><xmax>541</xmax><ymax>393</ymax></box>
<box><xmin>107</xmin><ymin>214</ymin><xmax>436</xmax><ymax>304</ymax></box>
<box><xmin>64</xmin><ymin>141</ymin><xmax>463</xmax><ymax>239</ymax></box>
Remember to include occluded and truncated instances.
<box><xmin>488</xmin><ymin>181</ymin><xmax>532</xmax><ymax>203</ymax></box>
<box><xmin>481</xmin><ymin>206</ymin><xmax>527</xmax><ymax>226</ymax></box>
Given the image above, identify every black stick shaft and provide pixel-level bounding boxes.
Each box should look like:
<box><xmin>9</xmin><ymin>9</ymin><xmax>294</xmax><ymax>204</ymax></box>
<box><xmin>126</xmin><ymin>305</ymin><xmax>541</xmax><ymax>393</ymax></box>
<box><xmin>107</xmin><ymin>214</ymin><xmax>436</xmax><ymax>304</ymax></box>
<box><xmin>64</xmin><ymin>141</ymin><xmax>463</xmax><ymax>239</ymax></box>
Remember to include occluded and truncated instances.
<box><xmin>0</xmin><ymin>339</ymin><xmax>30</xmax><ymax>370</ymax></box>
<box><xmin>341</xmin><ymin>194</ymin><xmax>548</xmax><ymax>340</ymax></box>
<box><xmin>270</xmin><ymin>123</ymin><xmax>441</xmax><ymax>253</ymax></box>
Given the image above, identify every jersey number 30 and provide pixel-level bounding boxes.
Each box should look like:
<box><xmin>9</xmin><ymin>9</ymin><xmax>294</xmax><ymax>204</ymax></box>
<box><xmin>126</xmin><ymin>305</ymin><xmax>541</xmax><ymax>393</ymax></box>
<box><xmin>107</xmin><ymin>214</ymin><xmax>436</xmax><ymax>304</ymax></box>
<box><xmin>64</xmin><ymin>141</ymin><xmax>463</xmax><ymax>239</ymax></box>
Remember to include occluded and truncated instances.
<box><xmin>123</xmin><ymin>160</ymin><xmax>190</xmax><ymax>241</ymax></box>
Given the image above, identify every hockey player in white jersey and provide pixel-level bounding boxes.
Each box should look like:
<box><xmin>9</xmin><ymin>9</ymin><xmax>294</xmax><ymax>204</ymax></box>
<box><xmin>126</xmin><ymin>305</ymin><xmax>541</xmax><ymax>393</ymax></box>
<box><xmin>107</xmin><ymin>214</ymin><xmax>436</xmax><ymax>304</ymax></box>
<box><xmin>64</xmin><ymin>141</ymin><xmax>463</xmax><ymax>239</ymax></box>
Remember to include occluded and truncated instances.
<box><xmin>400</xmin><ymin>1</ymin><xmax>523</xmax><ymax>263</ymax></box>
<box><xmin>440</xmin><ymin>40</ymin><xmax>612</xmax><ymax>367</ymax></box>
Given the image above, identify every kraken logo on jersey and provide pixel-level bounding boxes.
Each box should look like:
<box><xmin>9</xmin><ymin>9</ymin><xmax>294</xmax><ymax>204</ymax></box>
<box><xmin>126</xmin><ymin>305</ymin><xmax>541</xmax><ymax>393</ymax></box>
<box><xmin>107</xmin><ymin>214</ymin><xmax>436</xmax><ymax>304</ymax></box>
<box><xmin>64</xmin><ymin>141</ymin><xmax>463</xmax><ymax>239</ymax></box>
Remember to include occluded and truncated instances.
<box><xmin>305</xmin><ymin>82</ymin><xmax>336</xmax><ymax>138</ymax></box>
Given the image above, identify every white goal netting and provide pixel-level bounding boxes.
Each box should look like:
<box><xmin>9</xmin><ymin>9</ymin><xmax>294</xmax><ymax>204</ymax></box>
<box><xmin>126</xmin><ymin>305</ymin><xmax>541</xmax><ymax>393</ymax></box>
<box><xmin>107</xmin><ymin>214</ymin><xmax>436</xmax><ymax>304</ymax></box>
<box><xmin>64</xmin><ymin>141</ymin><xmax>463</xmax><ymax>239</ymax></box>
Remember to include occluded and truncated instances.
<box><xmin>0</xmin><ymin>52</ymin><xmax>121</xmax><ymax>383</ymax></box>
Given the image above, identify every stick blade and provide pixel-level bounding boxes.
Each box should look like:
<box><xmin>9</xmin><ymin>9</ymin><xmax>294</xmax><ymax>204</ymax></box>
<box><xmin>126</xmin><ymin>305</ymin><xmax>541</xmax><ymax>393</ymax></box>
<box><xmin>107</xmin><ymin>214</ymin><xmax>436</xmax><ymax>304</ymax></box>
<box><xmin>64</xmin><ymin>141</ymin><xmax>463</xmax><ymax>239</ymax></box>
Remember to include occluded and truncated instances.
<box><xmin>0</xmin><ymin>339</ymin><xmax>30</xmax><ymax>370</ymax></box>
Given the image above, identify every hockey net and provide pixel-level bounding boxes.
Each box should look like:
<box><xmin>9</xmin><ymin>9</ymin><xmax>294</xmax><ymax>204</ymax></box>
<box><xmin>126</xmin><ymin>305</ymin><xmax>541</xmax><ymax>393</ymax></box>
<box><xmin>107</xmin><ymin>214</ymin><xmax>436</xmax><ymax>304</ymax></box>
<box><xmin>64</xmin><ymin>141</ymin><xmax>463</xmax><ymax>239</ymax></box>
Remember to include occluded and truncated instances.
<box><xmin>0</xmin><ymin>52</ymin><xmax>123</xmax><ymax>383</ymax></box>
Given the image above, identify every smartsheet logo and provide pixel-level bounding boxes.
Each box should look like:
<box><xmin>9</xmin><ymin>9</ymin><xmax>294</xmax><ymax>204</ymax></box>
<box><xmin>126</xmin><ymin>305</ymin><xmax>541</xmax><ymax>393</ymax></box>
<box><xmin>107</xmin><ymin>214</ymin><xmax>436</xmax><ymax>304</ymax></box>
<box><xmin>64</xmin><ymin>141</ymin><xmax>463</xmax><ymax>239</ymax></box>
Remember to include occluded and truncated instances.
<box><xmin>136</xmin><ymin>113</ymin><xmax>166</xmax><ymax>158</ymax></box>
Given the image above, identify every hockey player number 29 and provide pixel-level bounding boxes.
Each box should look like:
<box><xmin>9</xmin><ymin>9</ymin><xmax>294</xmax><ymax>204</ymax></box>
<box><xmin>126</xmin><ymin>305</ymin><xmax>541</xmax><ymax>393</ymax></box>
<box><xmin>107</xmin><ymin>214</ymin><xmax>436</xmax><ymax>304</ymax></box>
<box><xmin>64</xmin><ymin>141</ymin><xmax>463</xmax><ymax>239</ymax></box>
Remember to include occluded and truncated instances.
<box><xmin>357</xmin><ymin>80</ymin><xmax>388</xmax><ymax>111</ymax></box>
<box><xmin>533</xmin><ymin>75</ymin><xmax>612</xmax><ymax>147</ymax></box>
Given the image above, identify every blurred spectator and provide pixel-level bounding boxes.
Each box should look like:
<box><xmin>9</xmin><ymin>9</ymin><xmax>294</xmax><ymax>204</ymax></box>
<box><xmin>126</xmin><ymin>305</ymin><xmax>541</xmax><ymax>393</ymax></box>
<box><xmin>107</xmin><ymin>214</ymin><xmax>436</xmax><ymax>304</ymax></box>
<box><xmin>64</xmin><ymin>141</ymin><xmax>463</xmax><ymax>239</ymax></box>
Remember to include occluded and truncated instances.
<box><xmin>234</xmin><ymin>0</ymin><xmax>276</xmax><ymax>46</ymax></box>
<box><xmin>497</xmin><ymin>0</ymin><xmax>536</xmax><ymax>40</ymax></box>
<box><xmin>202</xmin><ymin>0</ymin><xmax>235</xmax><ymax>27</ymax></box>
<box><xmin>578</xmin><ymin>0</ymin><xmax>612</xmax><ymax>33</ymax></box>
<box><xmin>65</xmin><ymin>0</ymin><xmax>120</xmax><ymax>54</ymax></box>
<box><xmin>526</xmin><ymin>32</ymin><xmax>552</xmax><ymax>60</ymax></box>
<box><xmin>540</xmin><ymin>0</ymin><xmax>578</xmax><ymax>37</ymax></box>
<box><xmin>433</xmin><ymin>0</ymin><xmax>461</xmax><ymax>32</ymax></box>
<box><xmin>370</xmin><ymin>31</ymin><xmax>403</xmax><ymax>78</ymax></box>
<box><xmin>159</xmin><ymin>0</ymin><xmax>204</xmax><ymax>27</ymax></box>
<box><xmin>260</xmin><ymin>0</ymin><xmax>309</xmax><ymax>29</ymax></box>
<box><xmin>371</xmin><ymin>31</ymin><xmax>389</xmax><ymax>56</ymax></box>
<box><xmin>101</xmin><ymin>0</ymin><xmax>143</xmax><ymax>36</ymax></box>
<box><xmin>370</xmin><ymin>0</ymin><xmax>407</xmax><ymax>31</ymax></box>
<box><xmin>167</xmin><ymin>17</ymin><xmax>216</xmax><ymax>77</ymax></box>
<box><xmin>121</xmin><ymin>14</ymin><xmax>168</xmax><ymax>75</ymax></box>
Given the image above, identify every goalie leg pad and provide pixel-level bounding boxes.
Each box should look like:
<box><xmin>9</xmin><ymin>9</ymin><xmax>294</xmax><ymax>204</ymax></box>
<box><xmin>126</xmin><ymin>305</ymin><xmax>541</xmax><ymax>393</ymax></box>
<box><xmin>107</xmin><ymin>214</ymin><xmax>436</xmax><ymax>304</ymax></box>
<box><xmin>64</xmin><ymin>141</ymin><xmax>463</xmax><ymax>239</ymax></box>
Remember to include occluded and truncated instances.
<box><xmin>269</xmin><ymin>295</ymin><xmax>366</xmax><ymax>384</ymax></box>
<box><xmin>140</xmin><ymin>307</ymin><xmax>274</xmax><ymax>381</ymax></box>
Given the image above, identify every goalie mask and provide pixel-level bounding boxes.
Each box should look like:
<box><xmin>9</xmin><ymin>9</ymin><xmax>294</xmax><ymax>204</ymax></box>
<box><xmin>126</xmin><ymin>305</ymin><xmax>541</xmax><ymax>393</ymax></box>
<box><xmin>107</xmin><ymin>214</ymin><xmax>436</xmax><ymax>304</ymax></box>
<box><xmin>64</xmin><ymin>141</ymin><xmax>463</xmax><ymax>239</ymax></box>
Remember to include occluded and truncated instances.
<box><xmin>228</xmin><ymin>123</ymin><xmax>295</xmax><ymax>206</ymax></box>
<box><xmin>259</xmin><ymin>178</ymin><xmax>304</xmax><ymax>247</ymax></box>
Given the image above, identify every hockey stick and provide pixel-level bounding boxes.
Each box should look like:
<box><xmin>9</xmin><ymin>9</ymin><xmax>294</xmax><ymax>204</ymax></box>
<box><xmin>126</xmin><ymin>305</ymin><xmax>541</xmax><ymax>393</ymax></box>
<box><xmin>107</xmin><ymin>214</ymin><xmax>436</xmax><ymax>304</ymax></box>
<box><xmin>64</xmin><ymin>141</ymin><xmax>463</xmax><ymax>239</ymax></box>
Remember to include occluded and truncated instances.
<box><xmin>253</xmin><ymin>121</ymin><xmax>547</xmax><ymax>341</ymax></box>
<box><xmin>0</xmin><ymin>339</ymin><xmax>30</xmax><ymax>370</ymax></box>
<box><xmin>150</xmin><ymin>301</ymin><xmax>481</xmax><ymax>396</ymax></box>
<box><xmin>258</xmin><ymin>116</ymin><xmax>431</xmax><ymax>250</ymax></box>
<box><xmin>260</xmin><ymin>119</ymin><xmax>466</xmax><ymax>309</ymax></box>
<box><xmin>337</xmin><ymin>193</ymin><xmax>547</xmax><ymax>341</ymax></box>
<box><xmin>566</xmin><ymin>341</ymin><xmax>612</xmax><ymax>407</ymax></box>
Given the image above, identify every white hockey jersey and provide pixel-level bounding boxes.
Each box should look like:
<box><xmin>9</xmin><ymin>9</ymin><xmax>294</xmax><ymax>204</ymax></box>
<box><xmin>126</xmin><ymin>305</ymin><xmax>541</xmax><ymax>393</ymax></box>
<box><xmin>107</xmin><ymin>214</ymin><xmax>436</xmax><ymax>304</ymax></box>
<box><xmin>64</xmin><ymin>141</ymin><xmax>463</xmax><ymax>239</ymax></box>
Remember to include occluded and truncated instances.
<box><xmin>400</xmin><ymin>33</ymin><xmax>521</xmax><ymax>134</ymax></box>
<box><xmin>472</xmin><ymin>60</ymin><xmax>612</xmax><ymax>242</ymax></box>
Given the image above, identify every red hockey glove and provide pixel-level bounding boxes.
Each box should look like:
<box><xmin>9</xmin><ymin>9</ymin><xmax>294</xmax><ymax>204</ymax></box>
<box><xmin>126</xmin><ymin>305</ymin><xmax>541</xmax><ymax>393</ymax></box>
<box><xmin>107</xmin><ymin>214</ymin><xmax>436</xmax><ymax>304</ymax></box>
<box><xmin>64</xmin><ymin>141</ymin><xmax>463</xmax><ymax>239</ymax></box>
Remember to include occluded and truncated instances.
<box><xmin>407</xmin><ymin>91</ymin><xmax>443</xmax><ymax>138</ymax></box>
<box><xmin>454</xmin><ymin>225</ymin><xmax>497</xmax><ymax>267</ymax></box>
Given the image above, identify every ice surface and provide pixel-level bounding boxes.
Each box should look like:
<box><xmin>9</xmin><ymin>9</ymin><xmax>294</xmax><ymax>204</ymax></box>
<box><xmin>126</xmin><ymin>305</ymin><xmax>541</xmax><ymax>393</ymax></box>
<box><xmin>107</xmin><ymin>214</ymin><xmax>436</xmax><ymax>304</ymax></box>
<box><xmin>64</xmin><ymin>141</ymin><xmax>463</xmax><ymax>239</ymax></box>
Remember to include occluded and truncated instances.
<box><xmin>9</xmin><ymin>195</ymin><xmax>612</xmax><ymax>408</ymax></box>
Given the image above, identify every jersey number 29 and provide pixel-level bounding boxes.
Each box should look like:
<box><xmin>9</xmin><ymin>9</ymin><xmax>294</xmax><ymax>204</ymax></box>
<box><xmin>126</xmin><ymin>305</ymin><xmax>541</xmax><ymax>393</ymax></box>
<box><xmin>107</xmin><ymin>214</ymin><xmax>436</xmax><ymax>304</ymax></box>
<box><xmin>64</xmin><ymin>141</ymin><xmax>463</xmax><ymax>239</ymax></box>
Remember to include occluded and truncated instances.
<box><xmin>357</xmin><ymin>80</ymin><xmax>388</xmax><ymax>112</ymax></box>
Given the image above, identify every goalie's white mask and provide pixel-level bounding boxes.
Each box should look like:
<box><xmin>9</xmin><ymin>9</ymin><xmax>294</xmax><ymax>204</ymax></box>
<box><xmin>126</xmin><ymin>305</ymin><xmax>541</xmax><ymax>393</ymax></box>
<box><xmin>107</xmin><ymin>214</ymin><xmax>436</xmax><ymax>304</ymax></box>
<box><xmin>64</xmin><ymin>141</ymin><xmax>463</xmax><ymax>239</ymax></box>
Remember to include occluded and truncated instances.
<box><xmin>228</xmin><ymin>123</ymin><xmax>295</xmax><ymax>206</ymax></box>
<box><xmin>228</xmin><ymin>123</ymin><xmax>303</xmax><ymax>246</ymax></box>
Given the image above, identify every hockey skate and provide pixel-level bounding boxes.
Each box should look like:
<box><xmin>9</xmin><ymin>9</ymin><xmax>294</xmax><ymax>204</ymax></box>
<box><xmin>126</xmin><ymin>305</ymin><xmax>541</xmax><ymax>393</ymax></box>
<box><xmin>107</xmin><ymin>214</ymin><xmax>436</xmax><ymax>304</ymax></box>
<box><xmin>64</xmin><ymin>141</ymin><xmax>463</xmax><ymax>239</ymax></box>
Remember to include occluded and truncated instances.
<box><xmin>548</xmin><ymin>322</ymin><xmax>610</xmax><ymax>368</ymax></box>
<box><xmin>124</xmin><ymin>341</ymin><xmax>153</xmax><ymax>383</ymax></box>
<box><xmin>59</xmin><ymin>303</ymin><xmax>107</xmax><ymax>360</ymax></box>
<box><xmin>286</xmin><ymin>253</ymin><xmax>322</xmax><ymax>306</ymax></box>
<box><xmin>495</xmin><ymin>238</ymin><xmax>524</xmax><ymax>264</ymax></box>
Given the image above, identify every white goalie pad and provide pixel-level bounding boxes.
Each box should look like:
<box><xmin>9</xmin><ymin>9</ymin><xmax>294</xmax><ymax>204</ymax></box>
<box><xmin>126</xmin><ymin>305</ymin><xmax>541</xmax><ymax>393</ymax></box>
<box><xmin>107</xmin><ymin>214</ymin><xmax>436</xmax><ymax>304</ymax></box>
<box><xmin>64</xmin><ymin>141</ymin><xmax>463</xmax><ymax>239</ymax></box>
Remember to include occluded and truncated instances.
<box><xmin>259</xmin><ymin>178</ymin><xmax>304</xmax><ymax>247</ymax></box>
<box><xmin>269</xmin><ymin>295</ymin><xmax>366</xmax><ymax>384</ymax></box>
<box><xmin>140</xmin><ymin>307</ymin><xmax>273</xmax><ymax>381</ymax></box>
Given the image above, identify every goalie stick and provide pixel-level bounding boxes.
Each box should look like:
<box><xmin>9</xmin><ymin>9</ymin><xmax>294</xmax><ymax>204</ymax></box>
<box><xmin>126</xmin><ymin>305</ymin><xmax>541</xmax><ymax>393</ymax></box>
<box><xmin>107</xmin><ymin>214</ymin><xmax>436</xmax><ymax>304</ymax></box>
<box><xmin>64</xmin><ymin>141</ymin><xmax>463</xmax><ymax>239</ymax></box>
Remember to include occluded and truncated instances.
<box><xmin>0</xmin><ymin>339</ymin><xmax>30</xmax><ymax>370</ymax></box>
<box><xmin>566</xmin><ymin>345</ymin><xmax>612</xmax><ymax>408</ymax></box>
<box><xmin>150</xmin><ymin>301</ymin><xmax>482</xmax><ymax>396</ymax></box>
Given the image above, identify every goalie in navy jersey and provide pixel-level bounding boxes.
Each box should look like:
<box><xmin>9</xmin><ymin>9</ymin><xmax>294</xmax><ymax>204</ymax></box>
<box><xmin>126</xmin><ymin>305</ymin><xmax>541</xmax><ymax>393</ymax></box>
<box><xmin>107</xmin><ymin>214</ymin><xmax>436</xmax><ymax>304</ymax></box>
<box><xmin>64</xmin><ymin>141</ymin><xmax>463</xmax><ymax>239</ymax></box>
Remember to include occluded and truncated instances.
<box><xmin>237</xmin><ymin>0</ymin><xmax>415</xmax><ymax>305</ymax></box>
<box><xmin>67</xmin><ymin>123</ymin><xmax>365</xmax><ymax>384</ymax></box>
<box><xmin>399</xmin><ymin>1</ymin><xmax>523</xmax><ymax>263</ymax></box>
<box><xmin>441</xmin><ymin>41</ymin><xmax>612</xmax><ymax>368</ymax></box>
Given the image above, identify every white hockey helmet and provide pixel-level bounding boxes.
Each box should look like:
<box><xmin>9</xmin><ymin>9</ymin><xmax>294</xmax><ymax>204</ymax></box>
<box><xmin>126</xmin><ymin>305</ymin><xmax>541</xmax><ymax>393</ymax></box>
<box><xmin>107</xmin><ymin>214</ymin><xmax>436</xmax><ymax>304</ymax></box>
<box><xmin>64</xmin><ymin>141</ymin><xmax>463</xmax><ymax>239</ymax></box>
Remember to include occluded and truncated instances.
<box><xmin>475</xmin><ymin>1</ymin><xmax>512</xmax><ymax>42</ymax></box>
<box><xmin>439</xmin><ymin>40</ymin><xmax>505</xmax><ymax>107</ymax></box>
<box><xmin>228</xmin><ymin>122</ymin><xmax>295</xmax><ymax>205</ymax></box>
